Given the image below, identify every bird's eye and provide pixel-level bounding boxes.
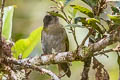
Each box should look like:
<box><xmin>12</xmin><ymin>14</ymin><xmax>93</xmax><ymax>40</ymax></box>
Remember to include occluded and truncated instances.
<box><xmin>48</xmin><ymin>16</ymin><xmax>52</xmax><ymax>21</ymax></box>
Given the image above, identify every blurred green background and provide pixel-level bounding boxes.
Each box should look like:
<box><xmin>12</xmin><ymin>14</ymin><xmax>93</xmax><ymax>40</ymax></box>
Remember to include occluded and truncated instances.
<box><xmin>0</xmin><ymin>0</ymin><xmax>119</xmax><ymax>80</ymax></box>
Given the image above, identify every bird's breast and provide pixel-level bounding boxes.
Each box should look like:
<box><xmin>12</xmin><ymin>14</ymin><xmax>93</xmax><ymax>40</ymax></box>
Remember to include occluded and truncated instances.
<box><xmin>41</xmin><ymin>27</ymin><xmax>66</xmax><ymax>54</ymax></box>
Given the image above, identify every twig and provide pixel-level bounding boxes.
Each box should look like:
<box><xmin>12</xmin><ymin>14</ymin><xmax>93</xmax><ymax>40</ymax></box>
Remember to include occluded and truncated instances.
<box><xmin>50</xmin><ymin>0</ymin><xmax>58</xmax><ymax>4</ymax></box>
<box><xmin>95</xmin><ymin>0</ymin><xmax>107</xmax><ymax>16</ymax></box>
<box><xmin>70</xmin><ymin>27</ymin><xmax>79</xmax><ymax>47</ymax></box>
<box><xmin>94</xmin><ymin>49</ymin><xmax>114</xmax><ymax>56</ymax></box>
<box><xmin>61</xmin><ymin>8</ymin><xmax>79</xmax><ymax>47</ymax></box>
<box><xmin>61</xmin><ymin>9</ymin><xmax>70</xmax><ymax>24</ymax></box>
<box><xmin>0</xmin><ymin>0</ymin><xmax>5</xmax><ymax>42</ymax></box>
<box><xmin>89</xmin><ymin>30</ymin><xmax>119</xmax><ymax>52</ymax></box>
<box><xmin>62</xmin><ymin>9</ymin><xmax>79</xmax><ymax>46</ymax></box>
<box><xmin>38</xmin><ymin>68</ymin><xmax>60</xmax><ymax>80</ymax></box>
<box><xmin>0</xmin><ymin>0</ymin><xmax>5</xmax><ymax>63</ymax></box>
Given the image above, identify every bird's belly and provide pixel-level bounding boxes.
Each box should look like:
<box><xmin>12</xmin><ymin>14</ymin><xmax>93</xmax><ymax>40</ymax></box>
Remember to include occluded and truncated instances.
<box><xmin>42</xmin><ymin>33</ymin><xmax>66</xmax><ymax>54</ymax></box>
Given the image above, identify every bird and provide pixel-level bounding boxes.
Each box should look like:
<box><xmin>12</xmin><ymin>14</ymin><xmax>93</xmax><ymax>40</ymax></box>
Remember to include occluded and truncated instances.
<box><xmin>41</xmin><ymin>14</ymin><xmax>71</xmax><ymax>77</ymax></box>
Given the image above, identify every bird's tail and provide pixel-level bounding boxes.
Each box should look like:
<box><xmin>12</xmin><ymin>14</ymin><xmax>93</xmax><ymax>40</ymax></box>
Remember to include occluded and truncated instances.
<box><xmin>58</xmin><ymin>63</ymin><xmax>71</xmax><ymax>78</ymax></box>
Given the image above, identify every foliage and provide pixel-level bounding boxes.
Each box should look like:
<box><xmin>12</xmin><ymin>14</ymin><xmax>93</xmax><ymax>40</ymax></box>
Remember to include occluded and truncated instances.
<box><xmin>111</xmin><ymin>5</ymin><xmax>120</xmax><ymax>15</ymax></box>
<box><xmin>107</xmin><ymin>14</ymin><xmax>120</xmax><ymax>25</ymax></box>
<box><xmin>81</xmin><ymin>0</ymin><xmax>99</xmax><ymax>8</ymax></box>
<box><xmin>71</xmin><ymin>5</ymin><xmax>94</xmax><ymax>18</ymax></box>
<box><xmin>48</xmin><ymin>11</ymin><xmax>66</xmax><ymax>21</ymax></box>
<box><xmin>12</xmin><ymin>27</ymin><xmax>43</xmax><ymax>59</ymax></box>
<box><xmin>0</xmin><ymin>6</ymin><xmax>14</xmax><ymax>40</ymax></box>
<box><xmin>0</xmin><ymin>6</ymin><xmax>43</xmax><ymax>59</ymax></box>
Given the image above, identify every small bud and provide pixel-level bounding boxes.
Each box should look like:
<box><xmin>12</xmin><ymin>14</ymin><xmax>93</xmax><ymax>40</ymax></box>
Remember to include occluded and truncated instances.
<box><xmin>58</xmin><ymin>1</ymin><xmax>64</xmax><ymax>9</ymax></box>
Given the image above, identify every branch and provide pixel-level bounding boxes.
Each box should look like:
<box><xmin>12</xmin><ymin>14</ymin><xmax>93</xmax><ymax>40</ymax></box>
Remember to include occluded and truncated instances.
<box><xmin>94</xmin><ymin>49</ymin><xmax>114</xmax><ymax>56</ymax></box>
<box><xmin>41</xmin><ymin>68</ymin><xmax>60</xmax><ymax>80</ymax></box>
<box><xmin>7</xmin><ymin>51</ymin><xmax>82</xmax><ymax>66</ymax></box>
<box><xmin>81</xmin><ymin>57</ymin><xmax>91</xmax><ymax>80</ymax></box>
<box><xmin>0</xmin><ymin>0</ymin><xmax>5</xmax><ymax>65</ymax></box>
<box><xmin>7</xmin><ymin>58</ymin><xmax>60</xmax><ymax>80</ymax></box>
<box><xmin>0</xmin><ymin>0</ymin><xmax>5</xmax><ymax>42</ymax></box>
<box><xmin>89</xmin><ymin>31</ymin><xmax>120</xmax><ymax>52</ymax></box>
<box><xmin>6</xmin><ymin>30</ymin><xmax>120</xmax><ymax>67</ymax></box>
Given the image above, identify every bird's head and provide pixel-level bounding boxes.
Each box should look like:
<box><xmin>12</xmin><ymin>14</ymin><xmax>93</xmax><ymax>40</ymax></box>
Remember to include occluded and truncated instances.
<box><xmin>43</xmin><ymin>14</ymin><xmax>59</xmax><ymax>27</ymax></box>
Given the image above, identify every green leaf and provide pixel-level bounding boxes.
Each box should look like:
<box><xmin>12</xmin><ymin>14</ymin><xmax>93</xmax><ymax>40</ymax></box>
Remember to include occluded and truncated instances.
<box><xmin>87</xmin><ymin>18</ymin><xmax>103</xmax><ymax>34</ymax></box>
<box><xmin>12</xmin><ymin>27</ymin><xmax>43</xmax><ymax>59</ymax></box>
<box><xmin>71</xmin><ymin>5</ymin><xmax>94</xmax><ymax>18</ymax></box>
<box><xmin>107</xmin><ymin>14</ymin><xmax>120</xmax><ymax>24</ymax></box>
<box><xmin>81</xmin><ymin>0</ymin><xmax>98</xmax><ymax>8</ymax></box>
<box><xmin>73</xmin><ymin>9</ymin><xmax>77</xmax><ymax>17</ymax></box>
<box><xmin>89</xmin><ymin>35</ymin><xmax>96</xmax><ymax>43</ymax></box>
<box><xmin>48</xmin><ymin>11</ymin><xmax>66</xmax><ymax>21</ymax></box>
<box><xmin>68</xmin><ymin>8</ymin><xmax>77</xmax><ymax>18</ymax></box>
<box><xmin>74</xmin><ymin>17</ymin><xmax>87</xmax><ymax>24</ymax></box>
<box><xmin>0</xmin><ymin>6</ymin><xmax>14</xmax><ymax>40</ymax></box>
<box><xmin>111</xmin><ymin>6</ymin><xmax>120</xmax><ymax>14</ymax></box>
<box><xmin>87</xmin><ymin>18</ymin><xmax>100</xmax><ymax>23</ymax></box>
<box><xmin>81</xmin><ymin>0</ymin><xmax>91</xmax><ymax>6</ymax></box>
<box><xmin>68</xmin><ymin>8</ymin><xmax>77</xmax><ymax>21</ymax></box>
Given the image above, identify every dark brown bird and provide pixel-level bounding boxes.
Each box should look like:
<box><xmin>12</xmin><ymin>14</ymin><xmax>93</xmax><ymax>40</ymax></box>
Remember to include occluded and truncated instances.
<box><xmin>41</xmin><ymin>14</ymin><xmax>71</xmax><ymax>77</ymax></box>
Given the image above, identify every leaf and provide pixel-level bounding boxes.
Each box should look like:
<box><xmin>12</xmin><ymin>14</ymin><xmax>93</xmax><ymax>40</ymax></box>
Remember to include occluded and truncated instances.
<box><xmin>0</xmin><ymin>6</ymin><xmax>14</xmax><ymax>40</ymax></box>
<box><xmin>81</xmin><ymin>0</ymin><xmax>98</xmax><ymax>8</ymax></box>
<box><xmin>81</xmin><ymin>0</ymin><xmax>91</xmax><ymax>6</ymax></box>
<box><xmin>87</xmin><ymin>18</ymin><xmax>103</xmax><ymax>34</ymax></box>
<box><xmin>107</xmin><ymin>14</ymin><xmax>120</xmax><ymax>24</ymax></box>
<box><xmin>74</xmin><ymin>17</ymin><xmax>87</xmax><ymax>24</ymax></box>
<box><xmin>89</xmin><ymin>35</ymin><xmax>96</xmax><ymax>43</ymax></box>
<box><xmin>111</xmin><ymin>5</ymin><xmax>120</xmax><ymax>14</ymax></box>
<box><xmin>71</xmin><ymin>5</ymin><xmax>94</xmax><ymax>18</ymax></box>
<box><xmin>68</xmin><ymin>8</ymin><xmax>77</xmax><ymax>20</ymax></box>
<box><xmin>87</xmin><ymin>18</ymin><xmax>100</xmax><ymax>23</ymax></box>
<box><xmin>48</xmin><ymin>11</ymin><xmax>66</xmax><ymax>21</ymax></box>
<box><xmin>73</xmin><ymin>8</ymin><xmax>77</xmax><ymax>17</ymax></box>
<box><xmin>69</xmin><ymin>8</ymin><xmax>77</xmax><ymax>18</ymax></box>
<box><xmin>12</xmin><ymin>27</ymin><xmax>43</xmax><ymax>59</ymax></box>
